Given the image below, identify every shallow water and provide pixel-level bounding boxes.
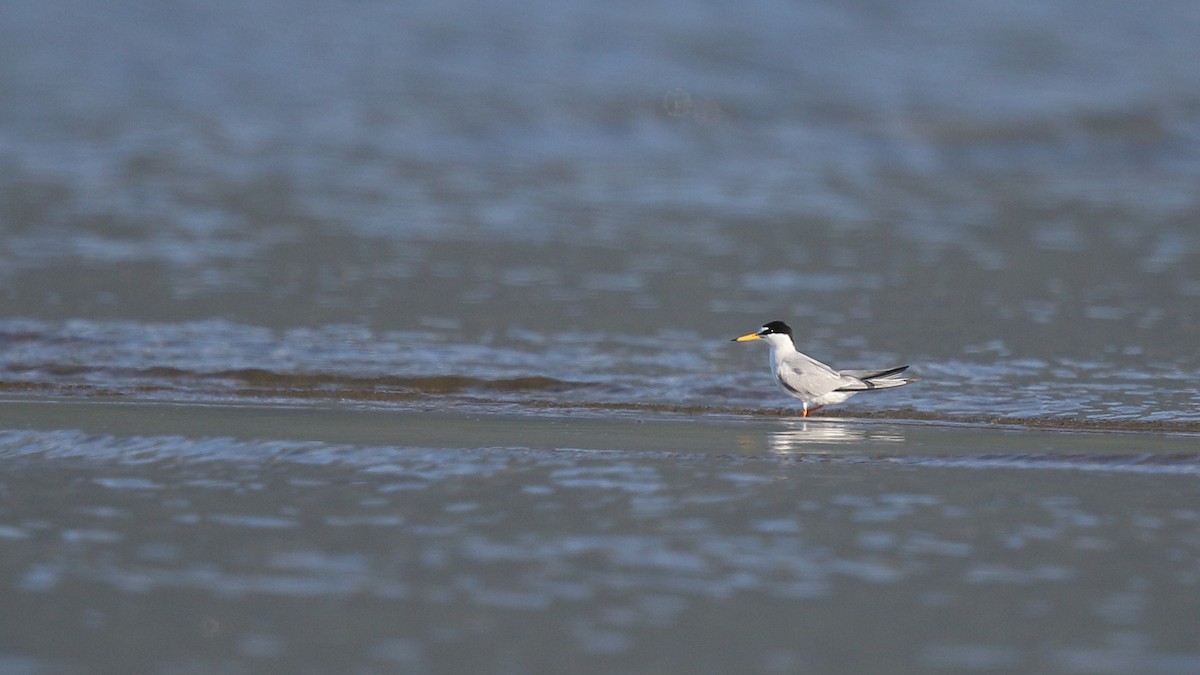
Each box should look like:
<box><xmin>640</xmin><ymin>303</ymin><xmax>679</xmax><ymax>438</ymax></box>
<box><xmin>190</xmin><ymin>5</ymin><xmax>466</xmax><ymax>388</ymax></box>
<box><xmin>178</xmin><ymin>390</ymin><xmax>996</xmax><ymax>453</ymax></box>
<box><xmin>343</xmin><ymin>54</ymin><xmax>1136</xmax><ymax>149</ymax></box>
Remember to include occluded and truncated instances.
<box><xmin>4</xmin><ymin>0</ymin><xmax>1200</xmax><ymax>672</ymax></box>
<box><xmin>1</xmin><ymin>400</ymin><xmax>1199</xmax><ymax>674</ymax></box>
<box><xmin>2</xmin><ymin>318</ymin><xmax>1199</xmax><ymax>430</ymax></box>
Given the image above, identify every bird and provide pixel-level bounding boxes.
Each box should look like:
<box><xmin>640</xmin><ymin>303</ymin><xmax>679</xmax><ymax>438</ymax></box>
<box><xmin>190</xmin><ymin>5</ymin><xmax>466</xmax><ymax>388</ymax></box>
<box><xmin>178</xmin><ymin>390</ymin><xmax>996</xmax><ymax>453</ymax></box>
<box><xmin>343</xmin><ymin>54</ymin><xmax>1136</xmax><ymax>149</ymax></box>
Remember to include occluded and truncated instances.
<box><xmin>732</xmin><ymin>320</ymin><xmax>917</xmax><ymax>417</ymax></box>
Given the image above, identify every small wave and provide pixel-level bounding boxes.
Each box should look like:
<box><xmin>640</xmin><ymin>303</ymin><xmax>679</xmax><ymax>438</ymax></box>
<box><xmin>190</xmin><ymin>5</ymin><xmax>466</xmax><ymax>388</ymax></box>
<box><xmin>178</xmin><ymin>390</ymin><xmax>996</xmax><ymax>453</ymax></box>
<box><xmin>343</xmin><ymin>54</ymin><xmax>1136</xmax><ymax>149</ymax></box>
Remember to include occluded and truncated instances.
<box><xmin>552</xmin><ymin>446</ymin><xmax>1200</xmax><ymax>476</ymax></box>
<box><xmin>1</xmin><ymin>365</ymin><xmax>592</xmax><ymax>397</ymax></box>
<box><xmin>4</xmin><ymin>366</ymin><xmax>1200</xmax><ymax>435</ymax></box>
<box><xmin>884</xmin><ymin>453</ymin><xmax>1200</xmax><ymax>475</ymax></box>
<box><xmin>207</xmin><ymin>369</ymin><xmax>587</xmax><ymax>394</ymax></box>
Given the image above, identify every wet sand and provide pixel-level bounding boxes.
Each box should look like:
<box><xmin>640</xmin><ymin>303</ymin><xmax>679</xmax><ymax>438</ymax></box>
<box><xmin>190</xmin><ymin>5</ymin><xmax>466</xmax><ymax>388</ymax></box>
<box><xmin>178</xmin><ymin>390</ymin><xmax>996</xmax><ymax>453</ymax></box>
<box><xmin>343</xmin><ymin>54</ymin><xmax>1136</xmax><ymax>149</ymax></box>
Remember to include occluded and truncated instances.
<box><xmin>1</xmin><ymin>398</ymin><xmax>1197</xmax><ymax>674</ymax></box>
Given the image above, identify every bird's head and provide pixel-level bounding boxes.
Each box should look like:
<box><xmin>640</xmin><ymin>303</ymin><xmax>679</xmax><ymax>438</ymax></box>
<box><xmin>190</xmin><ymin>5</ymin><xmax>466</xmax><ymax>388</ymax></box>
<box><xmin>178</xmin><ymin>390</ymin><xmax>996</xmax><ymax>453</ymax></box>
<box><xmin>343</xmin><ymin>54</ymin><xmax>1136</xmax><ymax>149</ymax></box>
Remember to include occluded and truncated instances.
<box><xmin>731</xmin><ymin>320</ymin><xmax>794</xmax><ymax>345</ymax></box>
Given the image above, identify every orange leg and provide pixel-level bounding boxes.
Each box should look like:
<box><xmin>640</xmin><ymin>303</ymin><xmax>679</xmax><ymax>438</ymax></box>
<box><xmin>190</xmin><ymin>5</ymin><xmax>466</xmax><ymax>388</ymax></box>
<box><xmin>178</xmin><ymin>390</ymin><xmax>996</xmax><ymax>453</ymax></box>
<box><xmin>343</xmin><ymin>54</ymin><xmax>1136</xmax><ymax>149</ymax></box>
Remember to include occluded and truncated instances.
<box><xmin>802</xmin><ymin>405</ymin><xmax>823</xmax><ymax>418</ymax></box>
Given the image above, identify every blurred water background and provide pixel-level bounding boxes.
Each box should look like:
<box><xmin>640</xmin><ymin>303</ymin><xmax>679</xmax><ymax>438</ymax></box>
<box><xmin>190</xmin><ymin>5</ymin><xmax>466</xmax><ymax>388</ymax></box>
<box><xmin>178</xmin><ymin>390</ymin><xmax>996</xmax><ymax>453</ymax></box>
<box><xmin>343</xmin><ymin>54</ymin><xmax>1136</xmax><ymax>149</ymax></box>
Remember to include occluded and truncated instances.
<box><xmin>2</xmin><ymin>0</ymin><xmax>1200</xmax><ymax>673</ymax></box>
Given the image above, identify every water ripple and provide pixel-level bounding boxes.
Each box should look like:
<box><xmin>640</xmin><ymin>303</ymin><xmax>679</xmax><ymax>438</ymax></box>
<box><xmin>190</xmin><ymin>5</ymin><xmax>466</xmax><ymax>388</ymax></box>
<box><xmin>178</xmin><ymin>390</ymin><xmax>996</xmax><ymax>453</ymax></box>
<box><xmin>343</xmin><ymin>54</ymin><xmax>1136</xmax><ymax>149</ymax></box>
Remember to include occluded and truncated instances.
<box><xmin>4</xmin><ymin>318</ymin><xmax>1200</xmax><ymax>428</ymax></box>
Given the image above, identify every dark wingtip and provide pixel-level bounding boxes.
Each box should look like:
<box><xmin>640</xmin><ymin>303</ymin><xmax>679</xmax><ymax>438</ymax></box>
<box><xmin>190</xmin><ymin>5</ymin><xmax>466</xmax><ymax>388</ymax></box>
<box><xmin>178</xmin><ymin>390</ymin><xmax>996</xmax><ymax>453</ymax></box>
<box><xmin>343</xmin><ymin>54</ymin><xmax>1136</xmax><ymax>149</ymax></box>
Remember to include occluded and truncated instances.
<box><xmin>872</xmin><ymin>365</ymin><xmax>909</xmax><ymax>379</ymax></box>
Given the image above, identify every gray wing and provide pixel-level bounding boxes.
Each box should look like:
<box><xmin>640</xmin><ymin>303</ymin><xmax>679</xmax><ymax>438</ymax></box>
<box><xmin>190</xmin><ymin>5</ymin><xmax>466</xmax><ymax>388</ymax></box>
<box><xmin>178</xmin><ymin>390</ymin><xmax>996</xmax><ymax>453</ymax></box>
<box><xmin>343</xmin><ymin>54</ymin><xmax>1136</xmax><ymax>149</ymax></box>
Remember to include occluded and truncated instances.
<box><xmin>776</xmin><ymin>352</ymin><xmax>852</xmax><ymax>399</ymax></box>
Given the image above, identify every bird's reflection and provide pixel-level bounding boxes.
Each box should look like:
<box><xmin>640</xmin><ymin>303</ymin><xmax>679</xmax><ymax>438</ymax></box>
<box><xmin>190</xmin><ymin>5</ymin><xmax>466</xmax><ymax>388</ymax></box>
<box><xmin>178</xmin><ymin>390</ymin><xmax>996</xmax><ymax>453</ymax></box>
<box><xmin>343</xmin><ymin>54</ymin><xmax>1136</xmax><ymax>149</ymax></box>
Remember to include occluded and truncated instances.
<box><xmin>767</xmin><ymin>419</ymin><xmax>905</xmax><ymax>454</ymax></box>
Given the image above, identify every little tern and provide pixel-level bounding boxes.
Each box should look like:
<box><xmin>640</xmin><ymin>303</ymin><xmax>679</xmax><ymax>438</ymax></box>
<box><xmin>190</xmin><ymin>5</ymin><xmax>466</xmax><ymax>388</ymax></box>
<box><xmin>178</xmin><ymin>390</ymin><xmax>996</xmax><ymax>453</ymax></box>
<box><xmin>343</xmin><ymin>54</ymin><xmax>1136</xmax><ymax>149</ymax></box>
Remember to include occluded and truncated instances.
<box><xmin>732</xmin><ymin>320</ymin><xmax>917</xmax><ymax>416</ymax></box>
